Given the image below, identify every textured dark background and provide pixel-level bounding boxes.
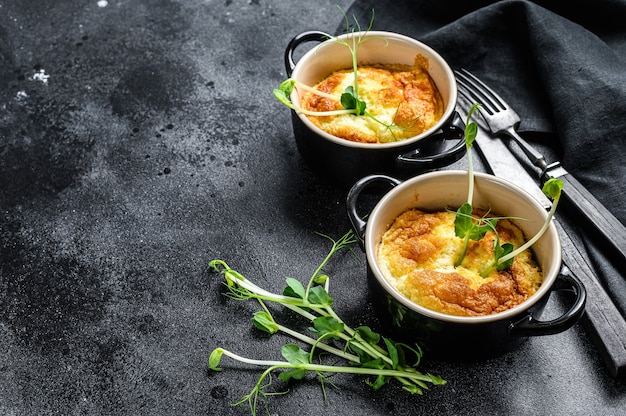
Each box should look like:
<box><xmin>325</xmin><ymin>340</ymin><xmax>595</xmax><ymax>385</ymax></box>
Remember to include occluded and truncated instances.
<box><xmin>1</xmin><ymin>1</ymin><xmax>625</xmax><ymax>415</ymax></box>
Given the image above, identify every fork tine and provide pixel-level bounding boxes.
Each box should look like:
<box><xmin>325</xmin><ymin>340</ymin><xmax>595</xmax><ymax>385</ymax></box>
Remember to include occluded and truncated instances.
<box><xmin>455</xmin><ymin>69</ymin><xmax>507</xmax><ymax>113</ymax></box>
<box><xmin>458</xmin><ymin>69</ymin><xmax>506</xmax><ymax>106</ymax></box>
<box><xmin>455</xmin><ymin>69</ymin><xmax>546</xmax><ymax>168</ymax></box>
<box><xmin>456</xmin><ymin>87</ymin><xmax>493</xmax><ymax>134</ymax></box>
<box><xmin>456</xmin><ymin>76</ymin><xmax>497</xmax><ymax>116</ymax></box>
<box><xmin>455</xmin><ymin>75</ymin><xmax>497</xmax><ymax>115</ymax></box>
<box><xmin>456</xmin><ymin>87</ymin><xmax>476</xmax><ymax>109</ymax></box>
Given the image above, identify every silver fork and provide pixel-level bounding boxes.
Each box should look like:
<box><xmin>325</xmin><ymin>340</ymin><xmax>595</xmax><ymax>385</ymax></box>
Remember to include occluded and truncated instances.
<box><xmin>454</xmin><ymin>68</ymin><xmax>548</xmax><ymax>170</ymax></box>
<box><xmin>455</xmin><ymin>67</ymin><xmax>626</xmax><ymax>269</ymax></box>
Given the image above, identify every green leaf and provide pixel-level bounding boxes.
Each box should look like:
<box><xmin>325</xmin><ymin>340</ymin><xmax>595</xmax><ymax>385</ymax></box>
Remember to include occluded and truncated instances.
<box><xmin>366</xmin><ymin>374</ymin><xmax>389</xmax><ymax>390</ymax></box>
<box><xmin>454</xmin><ymin>202</ymin><xmax>474</xmax><ymax>238</ymax></box>
<box><xmin>357</xmin><ymin>357</ymin><xmax>385</xmax><ymax>369</ymax></box>
<box><xmin>402</xmin><ymin>384</ymin><xmax>423</xmax><ymax>394</ymax></box>
<box><xmin>464</xmin><ymin>103</ymin><xmax>481</xmax><ymax>141</ymax></box>
<box><xmin>340</xmin><ymin>87</ymin><xmax>356</xmax><ymax>109</ymax></box>
<box><xmin>396</xmin><ymin>342</ymin><xmax>423</xmax><ymax>367</ymax></box>
<box><xmin>389</xmin><ymin>301</ymin><xmax>407</xmax><ymax>327</ymax></box>
<box><xmin>455</xmin><ymin>204</ymin><xmax>496</xmax><ymax>241</ymax></box>
<box><xmin>312</xmin><ymin>273</ymin><xmax>328</xmax><ymax>284</ymax></box>
<box><xmin>309</xmin><ymin>316</ymin><xmax>344</xmax><ymax>339</ymax></box>
<box><xmin>465</xmin><ymin>121</ymin><xmax>478</xmax><ymax>147</ymax></box>
<box><xmin>252</xmin><ymin>311</ymin><xmax>279</xmax><ymax>334</ymax></box>
<box><xmin>208</xmin><ymin>348</ymin><xmax>224</xmax><ymax>371</ymax></box>
<box><xmin>210</xmin><ymin>260</ymin><xmax>245</xmax><ymax>287</ymax></box>
<box><xmin>542</xmin><ymin>178</ymin><xmax>564</xmax><ymax>201</ymax></box>
<box><xmin>383</xmin><ymin>337</ymin><xmax>399</xmax><ymax>369</ymax></box>
<box><xmin>355</xmin><ymin>326</ymin><xmax>380</xmax><ymax>345</ymax></box>
<box><xmin>307</xmin><ymin>285</ymin><xmax>333</xmax><ymax>307</ymax></box>
<box><xmin>431</xmin><ymin>374</ymin><xmax>447</xmax><ymax>385</ymax></box>
<box><xmin>281</xmin><ymin>344</ymin><xmax>310</xmax><ymax>366</ymax></box>
<box><xmin>347</xmin><ymin>343</ymin><xmax>370</xmax><ymax>364</ymax></box>
<box><xmin>455</xmin><ymin>204</ymin><xmax>498</xmax><ymax>267</ymax></box>
<box><xmin>355</xmin><ymin>99</ymin><xmax>367</xmax><ymax>115</ymax></box>
<box><xmin>279</xmin><ymin>344</ymin><xmax>310</xmax><ymax>382</ymax></box>
<box><xmin>470</xmin><ymin>218</ymin><xmax>496</xmax><ymax>240</ymax></box>
<box><xmin>495</xmin><ymin>242</ymin><xmax>515</xmax><ymax>271</ymax></box>
<box><xmin>279</xmin><ymin>368</ymin><xmax>308</xmax><ymax>382</ymax></box>
<box><xmin>340</xmin><ymin>86</ymin><xmax>367</xmax><ymax>115</ymax></box>
<box><xmin>283</xmin><ymin>277</ymin><xmax>306</xmax><ymax>299</ymax></box>
<box><xmin>273</xmin><ymin>79</ymin><xmax>297</xmax><ymax>109</ymax></box>
<box><xmin>277</xmin><ymin>78</ymin><xmax>296</xmax><ymax>97</ymax></box>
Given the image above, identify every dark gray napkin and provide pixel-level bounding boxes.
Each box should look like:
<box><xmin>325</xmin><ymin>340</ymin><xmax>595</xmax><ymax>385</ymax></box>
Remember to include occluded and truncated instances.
<box><xmin>341</xmin><ymin>0</ymin><xmax>626</xmax><ymax>315</ymax></box>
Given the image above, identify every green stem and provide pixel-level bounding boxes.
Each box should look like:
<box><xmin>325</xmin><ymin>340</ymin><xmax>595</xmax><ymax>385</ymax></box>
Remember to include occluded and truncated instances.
<box><xmin>233</xmin><ymin>280</ymin><xmax>313</xmax><ymax>307</ymax></box>
<box><xmin>219</xmin><ymin>349</ymin><xmax>438</xmax><ymax>383</ymax></box>
<box><xmin>285</xmin><ymin>300</ymin><xmax>392</xmax><ymax>366</ymax></box>
<box><xmin>283</xmin><ymin>303</ymin><xmax>320</xmax><ymax>321</ymax></box>
<box><xmin>282</xmin><ymin>302</ymin><xmax>393</xmax><ymax>367</ymax></box>
<box><xmin>305</xmin><ymin>231</ymin><xmax>357</xmax><ymax>301</ymax></box>
<box><xmin>322</xmin><ymin>307</ymin><xmax>394</xmax><ymax>366</ymax></box>
<box><xmin>277</xmin><ymin>323</ymin><xmax>360</xmax><ymax>363</ymax></box>
<box><xmin>296</xmin><ymin>107</ymin><xmax>356</xmax><ymax>117</ymax></box>
<box><xmin>295</xmin><ymin>81</ymin><xmax>340</xmax><ymax>101</ymax></box>
<box><xmin>455</xmin><ymin>234</ymin><xmax>471</xmax><ymax>268</ymax></box>
<box><xmin>220</xmin><ymin>349</ymin><xmax>287</xmax><ymax>368</ymax></box>
<box><xmin>466</xmin><ymin>152</ymin><xmax>475</xmax><ymax>206</ymax></box>
<box><xmin>345</xmin><ymin>31</ymin><xmax>360</xmax><ymax>98</ymax></box>
<box><xmin>214</xmin><ymin>262</ymin><xmax>333</xmax><ymax>315</ymax></box>
<box><xmin>498</xmin><ymin>195</ymin><xmax>560</xmax><ymax>265</ymax></box>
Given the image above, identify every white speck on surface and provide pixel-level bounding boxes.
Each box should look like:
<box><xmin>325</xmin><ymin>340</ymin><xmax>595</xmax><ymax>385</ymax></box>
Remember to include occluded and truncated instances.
<box><xmin>97</xmin><ymin>0</ymin><xmax>108</xmax><ymax>7</ymax></box>
<box><xmin>31</xmin><ymin>69</ymin><xmax>50</xmax><ymax>84</ymax></box>
<box><xmin>16</xmin><ymin>90</ymin><xmax>28</xmax><ymax>101</ymax></box>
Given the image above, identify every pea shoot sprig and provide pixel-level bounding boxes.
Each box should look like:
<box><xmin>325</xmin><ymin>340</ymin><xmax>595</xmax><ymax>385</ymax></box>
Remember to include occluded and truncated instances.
<box><xmin>454</xmin><ymin>104</ymin><xmax>564</xmax><ymax>277</ymax></box>
<box><xmin>208</xmin><ymin>230</ymin><xmax>445</xmax><ymax>416</ymax></box>
<box><xmin>273</xmin><ymin>8</ymin><xmax>421</xmax><ymax>141</ymax></box>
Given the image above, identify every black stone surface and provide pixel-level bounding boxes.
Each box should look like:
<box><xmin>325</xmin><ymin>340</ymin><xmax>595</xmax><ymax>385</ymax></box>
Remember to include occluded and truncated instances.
<box><xmin>1</xmin><ymin>1</ymin><xmax>625</xmax><ymax>415</ymax></box>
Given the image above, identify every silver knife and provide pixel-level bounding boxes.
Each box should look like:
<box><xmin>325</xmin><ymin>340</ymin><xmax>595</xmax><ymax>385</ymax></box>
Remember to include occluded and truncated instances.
<box><xmin>455</xmin><ymin>68</ymin><xmax>626</xmax><ymax>266</ymax></box>
<box><xmin>472</xmin><ymin>123</ymin><xmax>626</xmax><ymax>378</ymax></box>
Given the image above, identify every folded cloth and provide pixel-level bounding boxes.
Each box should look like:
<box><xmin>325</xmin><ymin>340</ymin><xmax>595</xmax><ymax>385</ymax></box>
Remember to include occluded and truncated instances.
<box><xmin>339</xmin><ymin>0</ymin><xmax>626</xmax><ymax>315</ymax></box>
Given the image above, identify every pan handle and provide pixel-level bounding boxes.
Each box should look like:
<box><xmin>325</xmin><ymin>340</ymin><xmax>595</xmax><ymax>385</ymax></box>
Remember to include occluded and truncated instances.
<box><xmin>284</xmin><ymin>31</ymin><xmax>331</xmax><ymax>77</ymax></box>
<box><xmin>395</xmin><ymin>111</ymin><xmax>466</xmax><ymax>170</ymax></box>
<box><xmin>346</xmin><ymin>174</ymin><xmax>402</xmax><ymax>249</ymax></box>
<box><xmin>509</xmin><ymin>265</ymin><xmax>586</xmax><ymax>337</ymax></box>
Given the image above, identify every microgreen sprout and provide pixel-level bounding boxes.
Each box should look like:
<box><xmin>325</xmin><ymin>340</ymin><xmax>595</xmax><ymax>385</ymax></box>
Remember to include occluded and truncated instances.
<box><xmin>334</xmin><ymin>6</ymin><xmax>376</xmax><ymax>113</ymax></box>
<box><xmin>476</xmin><ymin>178</ymin><xmax>563</xmax><ymax>277</ymax></box>
<box><xmin>208</xmin><ymin>230</ymin><xmax>445</xmax><ymax>415</ymax></box>
<box><xmin>454</xmin><ymin>103</ymin><xmax>564</xmax><ymax>277</ymax></box>
<box><xmin>495</xmin><ymin>177</ymin><xmax>563</xmax><ymax>265</ymax></box>
<box><xmin>454</xmin><ymin>103</ymin><xmax>484</xmax><ymax>266</ymax></box>
<box><xmin>272</xmin><ymin>9</ymin><xmax>422</xmax><ymax>142</ymax></box>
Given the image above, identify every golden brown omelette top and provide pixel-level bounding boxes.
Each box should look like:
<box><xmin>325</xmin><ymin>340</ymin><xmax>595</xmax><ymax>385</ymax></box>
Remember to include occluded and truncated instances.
<box><xmin>377</xmin><ymin>209</ymin><xmax>542</xmax><ymax>316</ymax></box>
<box><xmin>299</xmin><ymin>64</ymin><xmax>443</xmax><ymax>144</ymax></box>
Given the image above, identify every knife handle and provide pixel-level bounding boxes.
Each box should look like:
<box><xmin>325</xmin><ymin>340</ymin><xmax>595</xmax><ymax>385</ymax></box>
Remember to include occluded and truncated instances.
<box><xmin>543</xmin><ymin>162</ymin><xmax>626</xmax><ymax>264</ymax></box>
<box><xmin>555</xmin><ymin>220</ymin><xmax>626</xmax><ymax>378</ymax></box>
